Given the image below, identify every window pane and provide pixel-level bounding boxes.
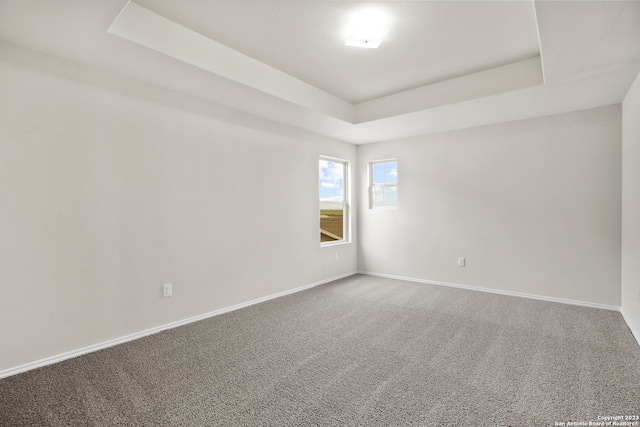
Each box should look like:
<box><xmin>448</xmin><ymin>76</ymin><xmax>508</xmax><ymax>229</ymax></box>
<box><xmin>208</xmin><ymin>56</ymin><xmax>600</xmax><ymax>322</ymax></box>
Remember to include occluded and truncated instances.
<box><xmin>319</xmin><ymin>160</ymin><xmax>345</xmax><ymax>202</ymax></box>
<box><xmin>373</xmin><ymin>187</ymin><xmax>384</xmax><ymax>207</ymax></box>
<box><xmin>383</xmin><ymin>186</ymin><xmax>397</xmax><ymax>207</ymax></box>
<box><xmin>385</xmin><ymin>161</ymin><xmax>398</xmax><ymax>184</ymax></box>
<box><xmin>370</xmin><ymin>160</ymin><xmax>398</xmax><ymax>209</ymax></box>
<box><xmin>319</xmin><ymin>157</ymin><xmax>347</xmax><ymax>244</ymax></box>
<box><xmin>320</xmin><ymin>202</ymin><xmax>344</xmax><ymax>242</ymax></box>
<box><xmin>372</xmin><ymin>163</ymin><xmax>385</xmax><ymax>185</ymax></box>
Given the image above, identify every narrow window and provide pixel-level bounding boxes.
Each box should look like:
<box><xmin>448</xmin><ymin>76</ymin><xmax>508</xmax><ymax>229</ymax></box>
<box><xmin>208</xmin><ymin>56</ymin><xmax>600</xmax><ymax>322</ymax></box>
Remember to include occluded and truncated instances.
<box><xmin>319</xmin><ymin>157</ymin><xmax>348</xmax><ymax>244</ymax></box>
<box><xmin>370</xmin><ymin>160</ymin><xmax>398</xmax><ymax>208</ymax></box>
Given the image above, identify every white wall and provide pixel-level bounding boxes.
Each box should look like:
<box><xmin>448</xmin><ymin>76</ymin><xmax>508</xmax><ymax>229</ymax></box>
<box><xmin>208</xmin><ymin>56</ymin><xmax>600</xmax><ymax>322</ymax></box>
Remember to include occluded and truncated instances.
<box><xmin>622</xmin><ymin>71</ymin><xmax>640</xmax><ymax>341</ymax></box>
<box><xmin>0</xmin><ymin>45</ymin><xmax>357</xmax><ymax>373</ymax></box>
<box><xmin>1</xmin><ymin>40</ymin><xmax>634</xmax><ymax>375</ymax></box>
<box><xmin>358</xmin><ymin>105</ymin><xmax>622</xmax><ymax>306</ymax></box>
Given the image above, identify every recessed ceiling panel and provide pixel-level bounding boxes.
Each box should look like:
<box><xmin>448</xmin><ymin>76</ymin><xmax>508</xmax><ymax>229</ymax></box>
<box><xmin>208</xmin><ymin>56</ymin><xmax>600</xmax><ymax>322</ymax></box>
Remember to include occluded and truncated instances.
<box><xmin>134</xmin><ymin>0</ymin><xmax>541</xmax><ymax>103</ymax></box>
<box><xmin>1</xmin><ymin>0</ymin><xmax>638</xmax><ymax>144</ymax></box>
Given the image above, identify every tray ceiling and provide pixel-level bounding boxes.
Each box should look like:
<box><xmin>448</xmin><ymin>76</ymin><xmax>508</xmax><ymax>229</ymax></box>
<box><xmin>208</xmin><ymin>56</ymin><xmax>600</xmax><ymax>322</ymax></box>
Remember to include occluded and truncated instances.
<box><xmin>0</xmin><ymin>0</ymin><xmax>639</xmax><ymax>144</ymax></box>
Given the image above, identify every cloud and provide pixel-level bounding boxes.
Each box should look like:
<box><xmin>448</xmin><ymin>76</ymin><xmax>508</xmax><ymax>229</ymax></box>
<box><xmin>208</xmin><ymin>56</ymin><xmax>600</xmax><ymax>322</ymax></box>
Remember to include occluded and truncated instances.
<box><xmin>320</xmin><ymin>160</ymin><xmax>344</xmax><ymax>188</ymax></box>
<box><xmin>321</xmin><ymin>182</ymin><xmax>339</xmax><ymax>188</ymax></box>
<box><xmin>321</xmin><ymin>196</ymin><xmax>344</xmax><ymax>203</ymax></box>
<box><xmin>320</xmin><ymin>159</ymin><xmax>346</xmax><ymax>202</ymax></box>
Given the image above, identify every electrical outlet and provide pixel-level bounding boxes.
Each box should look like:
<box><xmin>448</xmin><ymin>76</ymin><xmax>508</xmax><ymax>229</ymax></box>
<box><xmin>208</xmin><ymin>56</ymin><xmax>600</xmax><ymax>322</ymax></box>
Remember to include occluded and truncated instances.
<box><xmin>163</xmin><ymin>283</ymin><xmax>172</xmax><ymax>298</ymax></box>
<box><xmin>335</xmin><ymin>252</ymin><xmax>339</xmax><ymax>261</ymax></box>
<box><xmin>458</xmin><ymin>257</ymin><xmax>465</xmax><ymax>267</ymax></box>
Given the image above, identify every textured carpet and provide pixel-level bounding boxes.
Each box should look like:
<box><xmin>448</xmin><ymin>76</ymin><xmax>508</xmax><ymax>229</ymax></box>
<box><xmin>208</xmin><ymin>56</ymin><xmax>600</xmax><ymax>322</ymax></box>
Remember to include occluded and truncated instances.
<box><xmin>1</xmin><ymin>274</ymin><xmax>639</xmax><ymax>426</ymax></box>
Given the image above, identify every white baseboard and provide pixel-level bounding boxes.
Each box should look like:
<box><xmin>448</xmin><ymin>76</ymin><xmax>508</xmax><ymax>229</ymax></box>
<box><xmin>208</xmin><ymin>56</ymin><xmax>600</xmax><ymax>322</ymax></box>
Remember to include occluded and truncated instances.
<box><xmin>364</xmin><ymin>269</ymin><xmax>638</xmax><ymax>349</ymax></box>
<box><xmin>358</xmin><ymin>271</ymin><xmax>621</xmax><ymax>311</ymax></box>
<box><xmin>0</xmin><ymin>271</ymin><xmax>358</xmax><ymax>379</ymax></box>
<box><xmin>358</xmin><ymin>271</ymin><xmax>640</xmax><ymax>345</ymax></box>
<box><xmin>620</xmin><ymin>307</ymin><xmax>640</xmax><ymax>347</ymax></box>
<box><xmin>361</xmin><ymin>271</ymin><xmax>640</xmax><ymax>348</ymax></box>
<box><xmin>4</xmin><ymin>270</ymin><xmax>635</xmax><ymax>379</ymax></box>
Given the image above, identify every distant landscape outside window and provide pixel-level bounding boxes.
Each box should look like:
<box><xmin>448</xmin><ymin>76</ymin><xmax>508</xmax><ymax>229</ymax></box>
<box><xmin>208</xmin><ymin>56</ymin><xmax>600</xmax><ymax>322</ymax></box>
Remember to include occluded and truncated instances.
<box><xmin>371</xmin><ymin>160</ymin><xmax>398</xmax><ymax>208</ymax></box>
<box><xmin>319</xmin><ymin>158</ymin><xmax>347</xmax><ymax>243</ymax></box>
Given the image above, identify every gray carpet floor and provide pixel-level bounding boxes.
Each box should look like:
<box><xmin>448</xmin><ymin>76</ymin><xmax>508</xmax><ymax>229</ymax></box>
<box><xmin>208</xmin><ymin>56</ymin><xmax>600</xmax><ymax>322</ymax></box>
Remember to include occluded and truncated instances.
<box><xmin>1</xmin><ymin>274</ymin><xmax>639</xmax><ymax>426</ymax></box>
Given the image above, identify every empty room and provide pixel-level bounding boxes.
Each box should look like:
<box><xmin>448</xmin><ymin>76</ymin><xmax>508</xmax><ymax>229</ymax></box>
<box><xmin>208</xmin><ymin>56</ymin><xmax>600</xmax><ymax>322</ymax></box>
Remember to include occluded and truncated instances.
<box><xmin>1</xmin><ymin>0</ymin><xmax>639</xmax><ymax>425</ymax></box>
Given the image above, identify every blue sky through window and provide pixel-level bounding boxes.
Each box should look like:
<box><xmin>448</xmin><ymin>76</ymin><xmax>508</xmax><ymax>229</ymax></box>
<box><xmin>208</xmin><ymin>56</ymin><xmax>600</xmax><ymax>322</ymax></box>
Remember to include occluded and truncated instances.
<box><xmin>373</xmin><ymin>161</ymin><xmax>397</xmax><ymax>185</ymax></box>
<box><xmin>319</xmin><ymin>159</ymin><xmax>344</xmax><ymax>202</ymax></box>
<box><xmin>372</xmin><ymin>161</ymin><xmax>398</xmax><ymax>208</ymax></box>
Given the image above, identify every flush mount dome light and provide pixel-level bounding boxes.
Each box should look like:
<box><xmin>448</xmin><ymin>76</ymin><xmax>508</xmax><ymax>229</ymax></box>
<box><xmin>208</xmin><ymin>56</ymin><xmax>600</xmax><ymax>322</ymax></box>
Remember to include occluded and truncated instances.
<box><xmin>345</xmin><ymin>9</ymin><xmax>388</xmax><ymax>49</ymax></box>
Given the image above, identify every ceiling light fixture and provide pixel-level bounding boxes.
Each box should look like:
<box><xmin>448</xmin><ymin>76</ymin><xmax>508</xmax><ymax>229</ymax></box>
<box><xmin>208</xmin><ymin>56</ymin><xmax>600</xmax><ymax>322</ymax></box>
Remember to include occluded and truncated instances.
<box><xmin>345</xmin><ymin>9</ymin><xmax>388</xmax><ymax>49</ymax></box>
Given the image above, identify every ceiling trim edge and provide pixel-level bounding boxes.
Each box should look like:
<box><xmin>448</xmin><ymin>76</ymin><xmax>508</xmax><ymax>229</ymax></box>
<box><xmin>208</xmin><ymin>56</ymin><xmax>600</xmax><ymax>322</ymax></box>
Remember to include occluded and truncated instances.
<box><xmin>108</xmin><ymin>1</ymin><xmax>355</xmax><ymax>123</ymax></box>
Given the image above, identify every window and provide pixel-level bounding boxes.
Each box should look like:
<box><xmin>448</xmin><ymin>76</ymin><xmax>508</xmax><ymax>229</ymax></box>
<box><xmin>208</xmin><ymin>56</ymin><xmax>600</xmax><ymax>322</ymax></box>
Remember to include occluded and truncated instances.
<box><xmin>319</xmin><ymin>157</ymin><xmax>348</xmax><ymax>244</ymax></box>
<box><xmin>370</xmin><ymin>160</ymin><xmax>397</xmax><ymax>208</ymax></box>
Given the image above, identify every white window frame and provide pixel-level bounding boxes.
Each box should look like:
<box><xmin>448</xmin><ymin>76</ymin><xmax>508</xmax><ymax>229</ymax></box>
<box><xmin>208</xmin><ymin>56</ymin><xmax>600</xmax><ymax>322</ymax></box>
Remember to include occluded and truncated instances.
<box><xmin>319</xmin><ymin>156</ymin><xmax>350</xmax><ymax>246</ymax></box>
<box><xmin>369</xmin><ymin>159</ymin><xmax>398</xmax><ymax>209</ymax></box>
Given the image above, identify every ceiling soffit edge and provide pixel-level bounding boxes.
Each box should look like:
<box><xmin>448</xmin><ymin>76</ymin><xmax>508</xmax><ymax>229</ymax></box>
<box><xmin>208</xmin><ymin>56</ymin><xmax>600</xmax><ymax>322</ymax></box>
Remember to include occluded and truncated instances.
<box><xmin>108</xmin><ymin>1</ymin><xmax>546</xmax><ymax>127</ymax></box>
<box><xmin>108</xmin><ymin>1</ymin><xmax>355</xmax><ymax>123</ymax></box>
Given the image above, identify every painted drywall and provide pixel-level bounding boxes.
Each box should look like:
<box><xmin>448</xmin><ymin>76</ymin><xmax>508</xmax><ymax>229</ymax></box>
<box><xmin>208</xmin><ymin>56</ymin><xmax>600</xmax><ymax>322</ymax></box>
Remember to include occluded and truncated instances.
<box><xmin>358</xmin><ymin>105</ymin><xmax>622</xmax><ymax>306</ymax></box>
<box><xmin>0</xmin><ymin>44</ymin><xmax>357</xmax><ymax>373</ymax></box>
<box><xmin>622</xmin><ymin>71</ymin><xmax>640</xmax><ymax>341</ymax></box>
